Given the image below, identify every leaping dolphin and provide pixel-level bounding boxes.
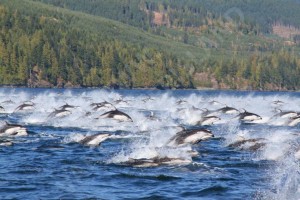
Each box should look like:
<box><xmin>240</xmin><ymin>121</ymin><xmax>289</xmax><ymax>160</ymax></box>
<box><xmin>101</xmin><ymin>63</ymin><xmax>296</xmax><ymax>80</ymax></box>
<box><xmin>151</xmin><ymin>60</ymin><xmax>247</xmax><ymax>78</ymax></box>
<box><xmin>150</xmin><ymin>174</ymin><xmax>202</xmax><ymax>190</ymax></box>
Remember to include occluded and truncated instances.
<box><xmin>0</xmin><ymin>122</ymin><xmax>28</xmax><ymax>136</ymax></box>
<box><xmin>238</xmin><ymin>109</ymin><xmax>262</xmax><ymax>122</ymax></box>
<box><xmin>167</xmin><ymin>128</ymin><xmax>214</xmax><ymax>147</ymax></box>
<box><xmin>97</xmin><ymin>109</ymin><xmax>133</xmax><ymax>122</ymax></box>
<box><xmin>79</xmin><ymin>133</ymin><xmax>110</xmax><ymax>146</ymax></box>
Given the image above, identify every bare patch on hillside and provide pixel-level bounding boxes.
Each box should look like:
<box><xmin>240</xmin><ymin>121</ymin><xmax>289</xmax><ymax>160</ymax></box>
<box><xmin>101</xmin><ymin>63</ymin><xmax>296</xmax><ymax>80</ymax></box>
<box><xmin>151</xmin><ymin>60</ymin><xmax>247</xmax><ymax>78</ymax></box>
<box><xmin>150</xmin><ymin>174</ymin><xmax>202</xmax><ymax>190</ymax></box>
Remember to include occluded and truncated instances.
<box><xmin>272</xmin><ymin>23</ymin><xmax>300</xmax><ymax>40</ymax></box>
<box><xmin>152</xmin><ymin>11</ymin><xmax>169</xmax><ymax>26</ymax></box>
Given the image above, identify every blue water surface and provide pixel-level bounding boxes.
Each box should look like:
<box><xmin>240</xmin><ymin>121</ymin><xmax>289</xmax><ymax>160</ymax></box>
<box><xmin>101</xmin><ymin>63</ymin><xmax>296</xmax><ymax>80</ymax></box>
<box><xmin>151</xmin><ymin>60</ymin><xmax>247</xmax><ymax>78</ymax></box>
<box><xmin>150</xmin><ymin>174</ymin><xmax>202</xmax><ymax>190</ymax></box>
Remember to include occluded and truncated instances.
<box><xmin>0</xmin><ymin>88</ymin><xmax>300</xmax><ymax>200</ymax></box>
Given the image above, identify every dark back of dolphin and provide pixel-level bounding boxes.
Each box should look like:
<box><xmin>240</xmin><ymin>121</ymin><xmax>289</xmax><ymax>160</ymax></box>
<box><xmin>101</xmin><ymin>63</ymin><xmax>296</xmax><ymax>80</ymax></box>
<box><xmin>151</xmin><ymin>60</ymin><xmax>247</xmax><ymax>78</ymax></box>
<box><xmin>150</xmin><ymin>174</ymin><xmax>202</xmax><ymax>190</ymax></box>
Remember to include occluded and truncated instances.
<box><xmin>238</xmin><ymin>110</ymin><xmax>261</xmax><ymax>119</ymax></box>
<box><xmin>170</xmin><ymin>128</ymin><xmax>212</xmax><ymax>145</ymax></box>
<box><xmin>217</xmin><ymin>106</ymin><xmax>238</xmax><ymax>113</ymax></box>
<box><xmin>100</xmin><ymin>109</ymin><xmax>132</xmax><ymax>121</ymax></box>
<box><xmin>79</xmin><ymin>133</ymin><xmax>106</xmax><ymax>145</ymax></box>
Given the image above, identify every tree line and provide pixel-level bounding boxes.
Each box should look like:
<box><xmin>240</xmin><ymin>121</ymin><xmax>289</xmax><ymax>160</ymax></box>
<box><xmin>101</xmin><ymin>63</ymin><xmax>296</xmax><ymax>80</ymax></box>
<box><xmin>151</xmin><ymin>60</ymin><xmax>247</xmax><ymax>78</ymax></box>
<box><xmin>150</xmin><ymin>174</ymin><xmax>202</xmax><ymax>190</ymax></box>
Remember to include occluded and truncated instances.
<box><xmin>1</xmin><ymin>1</ymin><xmax>300</xmax><ymax>90</ymax></box>
<box><xmin>38</xmin><ymin>0</ymin><xmax>300</xmax><ymax>33</ymax></box>
<box><xmin>0</xmin><ymin>4</ymin><xmax>193</xmax><ymax>88</ymax></box>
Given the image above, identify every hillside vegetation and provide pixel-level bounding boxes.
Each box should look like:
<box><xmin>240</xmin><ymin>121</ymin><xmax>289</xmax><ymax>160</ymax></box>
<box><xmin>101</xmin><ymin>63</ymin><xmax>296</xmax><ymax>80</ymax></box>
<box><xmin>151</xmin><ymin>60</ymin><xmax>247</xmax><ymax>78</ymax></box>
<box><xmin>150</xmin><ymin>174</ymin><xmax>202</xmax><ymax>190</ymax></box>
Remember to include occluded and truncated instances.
<box><xmin>0</xmin><ymin>0</ymin><xmax>194</xmax><ymax>88</ymax></box>
<box><xmin>1</xmin><ymin>0</ymin><xmax>300</xmax><ymax>90</ymax></box>
<box><xmin>38</xmin><ymin>0</ymin><xmax>300</xmax><ymax>33</ymax></box>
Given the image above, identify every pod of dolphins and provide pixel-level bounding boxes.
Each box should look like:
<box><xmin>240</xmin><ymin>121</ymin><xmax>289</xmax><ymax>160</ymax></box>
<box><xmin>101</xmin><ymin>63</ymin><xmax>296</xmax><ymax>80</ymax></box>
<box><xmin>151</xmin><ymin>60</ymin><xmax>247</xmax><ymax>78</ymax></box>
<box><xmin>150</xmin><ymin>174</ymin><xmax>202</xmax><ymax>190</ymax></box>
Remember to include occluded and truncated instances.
<box><xmin>1</xmin><ymin>95</ymin><xmax>300</xmax><ymax>167</ymax></box>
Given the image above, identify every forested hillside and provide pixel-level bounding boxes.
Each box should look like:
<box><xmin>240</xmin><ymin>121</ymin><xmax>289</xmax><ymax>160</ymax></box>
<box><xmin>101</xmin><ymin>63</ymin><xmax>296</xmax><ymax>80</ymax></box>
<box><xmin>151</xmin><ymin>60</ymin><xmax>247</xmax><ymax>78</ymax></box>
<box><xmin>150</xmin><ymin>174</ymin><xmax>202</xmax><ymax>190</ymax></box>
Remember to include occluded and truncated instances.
<box><xmin>1</xmin><ymin>0</ymin><xmax>300</xmax><ymax>90</ymax></box>
<box><xmin>0</xmin><ymin>0</ymin><xmax>193</xmax><ymax>88</ymax></box>
<box><xmin>38</xmin><ymin>0</ymin><xmax>300</xmax><ymax>33</ymax></box>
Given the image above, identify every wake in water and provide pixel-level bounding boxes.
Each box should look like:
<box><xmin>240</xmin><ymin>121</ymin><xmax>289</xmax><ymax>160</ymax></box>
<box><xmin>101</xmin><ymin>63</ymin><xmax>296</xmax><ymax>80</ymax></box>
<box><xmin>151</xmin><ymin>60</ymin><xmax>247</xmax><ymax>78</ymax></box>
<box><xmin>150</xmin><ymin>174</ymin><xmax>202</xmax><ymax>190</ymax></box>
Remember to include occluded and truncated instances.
<box><xmin>0</xmin><ymin>89</ymin><xmax>300</xmax><ymax>199</ymax></box>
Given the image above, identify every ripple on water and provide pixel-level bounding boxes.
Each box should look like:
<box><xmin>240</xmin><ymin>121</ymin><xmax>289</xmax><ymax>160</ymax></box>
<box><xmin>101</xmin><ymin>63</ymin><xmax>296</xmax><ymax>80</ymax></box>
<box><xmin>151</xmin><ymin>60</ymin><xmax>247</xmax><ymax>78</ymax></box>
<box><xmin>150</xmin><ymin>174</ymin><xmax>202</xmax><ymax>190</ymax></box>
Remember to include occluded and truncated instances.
<box><xmin>112</xmin><ymin>173</ymin><xmax>181</xmax><ymax>181</ymax></box>
<box><xmin>181</xmin><ymin>185</ymin><xmax>229</xmax><ymax>197</ymax></box>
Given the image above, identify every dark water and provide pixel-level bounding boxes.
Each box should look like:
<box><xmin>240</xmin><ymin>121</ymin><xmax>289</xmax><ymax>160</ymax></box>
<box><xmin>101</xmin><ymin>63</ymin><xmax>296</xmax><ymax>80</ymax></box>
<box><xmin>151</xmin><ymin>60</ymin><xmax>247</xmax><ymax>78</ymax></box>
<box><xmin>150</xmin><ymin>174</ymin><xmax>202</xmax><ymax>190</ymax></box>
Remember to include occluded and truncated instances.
<box><xmin>0</xmin><ymin>88</ymin><xmax>300</xmax><ymax>199</ymax></box>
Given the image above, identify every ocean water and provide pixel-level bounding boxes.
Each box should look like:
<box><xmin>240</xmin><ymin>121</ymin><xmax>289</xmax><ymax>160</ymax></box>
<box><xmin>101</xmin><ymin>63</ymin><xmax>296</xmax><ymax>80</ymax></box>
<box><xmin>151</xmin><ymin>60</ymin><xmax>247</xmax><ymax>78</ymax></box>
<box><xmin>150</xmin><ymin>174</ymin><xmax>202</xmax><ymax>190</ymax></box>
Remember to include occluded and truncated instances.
<box><xmin>0</xmin><ymin>88</ymin><xmax>300</xmax><ymax>200</ymax></box>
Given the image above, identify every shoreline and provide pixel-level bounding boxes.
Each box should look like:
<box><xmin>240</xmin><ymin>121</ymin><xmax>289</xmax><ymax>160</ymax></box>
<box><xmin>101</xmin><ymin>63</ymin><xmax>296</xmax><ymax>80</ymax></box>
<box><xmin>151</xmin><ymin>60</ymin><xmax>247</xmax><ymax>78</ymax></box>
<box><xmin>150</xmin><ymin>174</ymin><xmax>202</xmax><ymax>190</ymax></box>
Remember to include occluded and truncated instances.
<box><xmin>0</xmin><ymin>85</ymin><xmax>299</xmax><ymax>93</ymax></box>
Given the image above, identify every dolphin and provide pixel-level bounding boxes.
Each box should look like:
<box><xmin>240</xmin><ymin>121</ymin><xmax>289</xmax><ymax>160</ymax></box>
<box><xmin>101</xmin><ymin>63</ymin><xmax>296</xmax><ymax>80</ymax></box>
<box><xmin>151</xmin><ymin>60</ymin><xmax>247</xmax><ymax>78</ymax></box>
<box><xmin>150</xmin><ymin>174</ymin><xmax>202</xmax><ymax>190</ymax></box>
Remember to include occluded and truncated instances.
<box><xmin>197</xmin><ymin>116</ymin><xmax>221</xmax><ymax>126</ymax></box>
<box><xmin>190</xmin><ymin>106</ymin><xmax>203</xmax><ymax>112</ymax></box>
<box><xmin>152</xmin><ymin>157</ymin><xmax>191</xmax><ymax>166</ymax></box>
<box><xmin>208</xmin><ymin>100</ymin><xmax>224</xmax><ymax>106</ymax></box>
<box><xmin>287</xmin><ymin>116</ymin><xmax>300</xmax><ymax>126</ymax></box>
<box><xmin>0</xmin><ymin>122</ymin><xmax>28</xmax><ymax>136</ymax></box>
<box><xmin>272</xmin><ymin>100</ymin><xmax>284</xmax><ymax>106</ymax></box>
<box><xmin>200</xmin><ymin>108</ymin><xmax>219</xmax><ymax>117</ymax></box>
<box><xmin>23</xmin><ymin>101</ymin><xmax>34</xmax><ymax>105</ymax></box>
<box><xmin>142</xmin><ymin>96</ymin><xmax>155</xmax><ymax>103</ymax></box>
<box><xmin>91</xmin><ymin>101</ymin><xmax>115</xmax><ymax>111</ymax></box>
<box><xmin>273</xmin><ymin>109</ymin><xmax>298</xmax><ymax>119</ymax></box>
<box><xmin>167</xmin><ymin>128</ymin><xmax>214</xmax><ymax>146</ymax></box>
<box><xmin>176</xmin><ymin>99</ymin><xmax>187</xmax><ymax>105</ymax></box>
<box><xmin>121</xmin><ymin>158</ymin><xmax>159</xmax><ymax>167</ymax></box>
<box><xmin>48</xmin><ymin>109</ymin><xmax>71</xmax><ymax>118</ymax></box>
<box><xmin>114</xmin><ymin>98</ymin><xmax>130</xmax><ymax>105</ymax></box>
<box><xmin>58</xmin><ymin>103</ymin><xmax>78</xmax><ymax>111</ymax></box>
<box><xmin>238</xmin><ymin>109</ymin><xmax>262</xmax><ymax>122</ymax></box>
<box><xmin>1</xmin><ymin>100</ymin><xmax>15</xmax><ymax>105</ymax></box>
<box><xmin>79</xmin><ymin>133</ymin><xmax>110</xmax><ymax>146</ymax></box>
<box><xmin>121</xmin><ymin>156</ymin><xmax>191</xmax><ymax>167</ymax></box>
<box><xmin>0</xmin><ymin>139</ymin><xmax>13</xmax><ymax>146</ymax></box>
<box><xmin>228</xmin><ymin>138</ymin><xmax>266</xmax><ymax>151</ymax></box>
<box><xmin>14</xmin><ymin>103</ymin><xmax>35</xmax><ymax>112</ymax></box>
<box><xmin>98</xmin><ymin>109</ymin><xmax>133</xmax><ymax>122</ymax></box>
<box><xmin>217</xmin><ymin>106</ymin><xmax>239</xmax><ymax>114</ymax></box>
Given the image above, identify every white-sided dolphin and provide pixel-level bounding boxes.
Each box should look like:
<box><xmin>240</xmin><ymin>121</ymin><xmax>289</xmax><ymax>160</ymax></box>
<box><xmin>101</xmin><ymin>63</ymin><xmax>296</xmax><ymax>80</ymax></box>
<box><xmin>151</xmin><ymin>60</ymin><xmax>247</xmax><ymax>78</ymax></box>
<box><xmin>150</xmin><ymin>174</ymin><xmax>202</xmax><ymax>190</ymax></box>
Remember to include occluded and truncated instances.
<box><xmin>142</xmin><ymin>96</ymin><xmax>155</xmax><ymax>103</ymax></box>
<box><xmin>48</xmin><ymin>109</ymin><xmax>71</xmax><ymax>118</ymax></box>
<box><xmin>208</xmin><ymin>100</ymin><xmax>224</xmax><ymax>106</ymax></box>
<box><xmin>14</xmin><ymin>103</ymin><xmax>35</xmax><ymax>112</ymax></box>
<box><xmin>121</xmin><ymin>156</ymin><xmax>191</xmax><ymax>167</ymax></box>
<box><xmin>0</xmin><ymin>139</ymin><xmax>13</xmax><ymax>146</ymax></box>
<box><xmin>272</xmin><ymin>100</ymin><xmax>284</xmax><ymax>106</ymax></box>
<box><xmin>98</xmin><ymin>109</ymin><xmax>133</xmax><ymax>122</ymax></box>
<box><xmin>238</xmin><ymin>109</ymin><xmax>262</xmax><ymax>122</ymax></box>
<box><xmin>58</xmin><ymin>103</ymin><xmax>79</xmax><ymax>111</ymax></box>
<box><xmin>287</xmin><ymin>116</ymin><xmax>300</xmax><ymax>126</ymax></box>
<box><xmin>167</xmin><ymin>128</ymin><xmax>214</xmax><ymax>146</ymax></box>
<box><xmin>176</xmin><ymin>99</ymin><xmax>187</xmax><ymax>105</ymax></box>
<box><xmin>273</xmin><ymin>109</ymin><xmax>298</xmax><ymax>119</ymax></box>
<box><xmin>228</xmin><ymin>138</ymin><xmax>266</xmax><ymax>151</ymax></box>
<box><xmin>114</xmin><ymin>98</ymin><xmax>130</xmax><ymax>105</ymax></box>
<box><xmin>217</xmin><ymin>106</ymin><xmax>239</xmax><ymax>114</ymax></box>
<box><xmin>79</xmin><ymin>133</ymin><xmax>110</xmax><ymax>146</ymax></box>
<box><xmin>197</xmin><ymin>116</ymin><xmax>221</xmax><ymax>126</ymax></box>
<box><xmin>0</xmin><ymin>122</ymin><xmax>28</xmax><ymax>136</ymax></box>
<box><xmin>1</xmin><ymin>100</ymin><xmax>15</xmax><ymax>105</ymax></box>
<box><xmin>91</xmin><ymin>101</ymin><xmax>115</xmax><ymax>111</ymax></box>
